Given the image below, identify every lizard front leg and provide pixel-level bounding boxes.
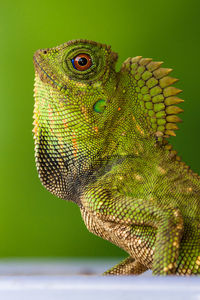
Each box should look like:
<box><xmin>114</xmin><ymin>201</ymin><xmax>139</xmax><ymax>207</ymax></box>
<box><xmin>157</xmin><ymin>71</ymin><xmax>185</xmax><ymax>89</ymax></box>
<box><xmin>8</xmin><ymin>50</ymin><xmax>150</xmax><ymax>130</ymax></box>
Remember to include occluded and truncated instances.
<box><xmin>103</xmin><ymin>256</ymin><xmax>148</xmax><ymax>275</ymax></box>
<box><xmin>82</xmin><ymin>183</ymin><xmax>184</xmax><ymax>275</ymax></box>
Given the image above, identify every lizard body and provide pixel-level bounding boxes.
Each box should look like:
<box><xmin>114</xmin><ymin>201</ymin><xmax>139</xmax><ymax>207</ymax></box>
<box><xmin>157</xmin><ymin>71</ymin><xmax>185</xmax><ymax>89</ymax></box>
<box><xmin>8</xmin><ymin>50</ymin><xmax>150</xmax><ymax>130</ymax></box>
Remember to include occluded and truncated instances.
<box><xmin>33</xmin><ymin>40</ymin><xmax>200</xmax><ymax>275</ymax></box>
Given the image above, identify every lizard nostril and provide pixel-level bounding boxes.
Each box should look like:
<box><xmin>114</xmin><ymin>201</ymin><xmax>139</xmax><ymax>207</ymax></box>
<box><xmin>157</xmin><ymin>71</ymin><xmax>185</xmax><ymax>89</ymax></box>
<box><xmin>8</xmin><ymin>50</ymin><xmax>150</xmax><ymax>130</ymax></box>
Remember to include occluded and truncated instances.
<box><xmin>43</xmin><ymin>50</ymin><xmax>47</xmax><ymax>54</ymax></box>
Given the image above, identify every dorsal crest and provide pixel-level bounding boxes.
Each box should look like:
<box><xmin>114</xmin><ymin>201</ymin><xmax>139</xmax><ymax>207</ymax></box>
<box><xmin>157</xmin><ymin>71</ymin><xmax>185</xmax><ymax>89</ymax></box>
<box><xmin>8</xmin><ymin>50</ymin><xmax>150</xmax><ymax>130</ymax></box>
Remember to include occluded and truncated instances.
<box><xmin>121</xmin><ymin>56</ymin><xmax>184</xmax><ymax>141</ymax></box>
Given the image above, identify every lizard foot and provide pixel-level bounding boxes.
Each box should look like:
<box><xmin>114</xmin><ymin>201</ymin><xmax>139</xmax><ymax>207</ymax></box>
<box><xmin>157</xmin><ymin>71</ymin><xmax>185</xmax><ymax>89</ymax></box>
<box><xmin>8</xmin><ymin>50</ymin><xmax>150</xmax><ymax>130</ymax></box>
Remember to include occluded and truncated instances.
<box><xmin>103</xmin><ymin>256</ymin><xmax>148</xmax><ymax>275</ymax></box>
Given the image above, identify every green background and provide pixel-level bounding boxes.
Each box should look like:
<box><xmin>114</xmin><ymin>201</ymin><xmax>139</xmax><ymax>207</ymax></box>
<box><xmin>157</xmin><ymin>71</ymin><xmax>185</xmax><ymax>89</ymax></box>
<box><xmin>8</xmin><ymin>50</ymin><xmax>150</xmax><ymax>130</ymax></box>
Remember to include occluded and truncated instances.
<box><xmin>1</xmin><ymin>0</ymin><xmax>200</xmax><ymax>258</ymax></box>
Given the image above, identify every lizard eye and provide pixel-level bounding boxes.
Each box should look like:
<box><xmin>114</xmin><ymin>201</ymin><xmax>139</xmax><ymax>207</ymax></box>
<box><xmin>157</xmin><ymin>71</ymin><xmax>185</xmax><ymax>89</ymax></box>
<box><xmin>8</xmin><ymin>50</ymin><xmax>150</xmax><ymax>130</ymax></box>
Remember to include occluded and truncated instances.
<box><xmin>71</xmin><ymin>53</ymin><xmax>92</xmax><ymax>71</ymax></box>
<box><xmin>93</xmin><ymin>99</ymin><xmax>106</xmax><ymax>113</ymax></box>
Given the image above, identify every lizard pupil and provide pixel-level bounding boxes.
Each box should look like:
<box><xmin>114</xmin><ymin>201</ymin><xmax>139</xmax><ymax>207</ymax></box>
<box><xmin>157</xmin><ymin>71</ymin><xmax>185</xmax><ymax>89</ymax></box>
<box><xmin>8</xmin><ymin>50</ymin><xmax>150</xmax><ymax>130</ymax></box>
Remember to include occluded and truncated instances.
<box><xmin>78</xmin><ymin>57</ymin><xmax>87</xmax><ymax>66</ymax></box>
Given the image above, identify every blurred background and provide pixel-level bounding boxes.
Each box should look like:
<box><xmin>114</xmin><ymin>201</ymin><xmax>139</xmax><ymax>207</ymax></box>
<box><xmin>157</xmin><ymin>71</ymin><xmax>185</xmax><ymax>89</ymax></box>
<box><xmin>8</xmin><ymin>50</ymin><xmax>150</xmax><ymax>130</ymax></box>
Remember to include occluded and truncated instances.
<box><xmin>0</xmin><ymin>0</ymin><xmax>200</xmax><ymax>258</ymax></box>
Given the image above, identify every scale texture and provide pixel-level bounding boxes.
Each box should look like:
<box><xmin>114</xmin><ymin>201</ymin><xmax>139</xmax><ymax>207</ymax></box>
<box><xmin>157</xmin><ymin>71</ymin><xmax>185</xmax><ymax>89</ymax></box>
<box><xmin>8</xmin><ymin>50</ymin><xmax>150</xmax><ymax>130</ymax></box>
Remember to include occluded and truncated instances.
<box><xmin>33</xmin><ymin>39</ymin><xmax>200</xmax><ymax>275</ymax></box>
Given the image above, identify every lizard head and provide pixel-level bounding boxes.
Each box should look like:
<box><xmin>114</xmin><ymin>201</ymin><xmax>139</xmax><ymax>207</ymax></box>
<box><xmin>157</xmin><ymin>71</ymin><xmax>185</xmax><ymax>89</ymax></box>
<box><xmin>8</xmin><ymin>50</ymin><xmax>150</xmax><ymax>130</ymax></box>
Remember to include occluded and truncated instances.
<box><xmin>33</xmin><ymin>39</ymin><xmax>119</xmax><ymax>202</ymax></box>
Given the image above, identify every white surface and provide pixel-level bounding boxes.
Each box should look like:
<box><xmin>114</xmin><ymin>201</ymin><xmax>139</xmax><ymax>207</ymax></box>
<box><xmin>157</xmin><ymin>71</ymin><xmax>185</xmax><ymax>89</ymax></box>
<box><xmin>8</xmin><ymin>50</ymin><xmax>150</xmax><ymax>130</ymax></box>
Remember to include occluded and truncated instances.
<box><xmin>0</xmin><ymin>259</ymin><xmax>199</xmax><ymax>300</ymax></box>
<box><xmin>0</xmin><ymin>258</ymin><xmax>116</xmax><ymax>276</ymax></box>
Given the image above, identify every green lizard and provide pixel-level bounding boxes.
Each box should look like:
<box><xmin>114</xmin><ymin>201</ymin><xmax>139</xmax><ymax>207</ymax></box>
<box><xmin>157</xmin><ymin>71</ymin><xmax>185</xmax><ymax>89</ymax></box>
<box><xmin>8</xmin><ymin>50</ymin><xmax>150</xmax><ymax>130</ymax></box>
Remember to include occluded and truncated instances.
<box><xmin>33</xmin><ymin>39</ymin><xmax>200</xmax><ymax>275</ymax></box>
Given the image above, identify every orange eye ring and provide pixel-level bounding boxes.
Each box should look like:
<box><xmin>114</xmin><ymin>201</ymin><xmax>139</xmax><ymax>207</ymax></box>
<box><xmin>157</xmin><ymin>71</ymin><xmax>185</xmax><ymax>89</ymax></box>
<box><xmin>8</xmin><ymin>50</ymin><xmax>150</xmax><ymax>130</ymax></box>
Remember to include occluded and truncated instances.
<box><xmin>72</xmin><ymin>53</ymin><xmax>92</xmax><ymax>71</ymax></box>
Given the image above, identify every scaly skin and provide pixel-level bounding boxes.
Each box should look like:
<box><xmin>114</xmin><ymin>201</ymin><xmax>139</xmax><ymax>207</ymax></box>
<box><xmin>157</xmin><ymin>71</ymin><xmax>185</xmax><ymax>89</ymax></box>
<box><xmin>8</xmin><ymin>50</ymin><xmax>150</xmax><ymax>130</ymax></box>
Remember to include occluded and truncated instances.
<box><xmin>33</xmin><ymin>39</ymin><xmax>200</xmax><ymax>275</ymax></box>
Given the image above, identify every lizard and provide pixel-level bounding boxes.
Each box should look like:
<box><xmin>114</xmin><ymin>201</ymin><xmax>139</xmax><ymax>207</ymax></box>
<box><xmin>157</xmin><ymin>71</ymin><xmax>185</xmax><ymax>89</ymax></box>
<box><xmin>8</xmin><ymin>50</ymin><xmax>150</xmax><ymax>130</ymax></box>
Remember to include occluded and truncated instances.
<box><xmin>33</xmin><ymin>39</ymin><xmax>200</xmax><ymax>275</ymax></box>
